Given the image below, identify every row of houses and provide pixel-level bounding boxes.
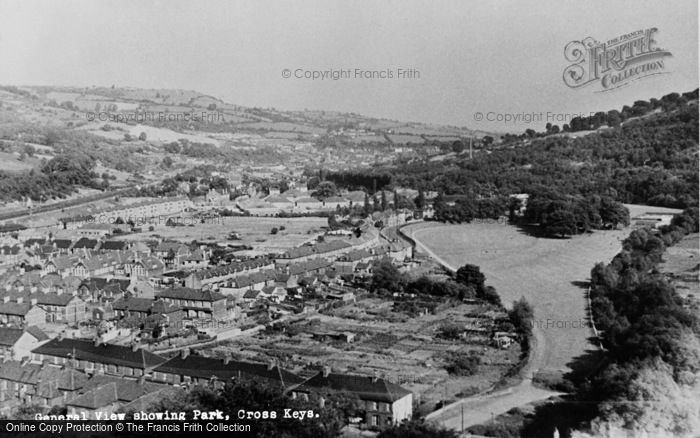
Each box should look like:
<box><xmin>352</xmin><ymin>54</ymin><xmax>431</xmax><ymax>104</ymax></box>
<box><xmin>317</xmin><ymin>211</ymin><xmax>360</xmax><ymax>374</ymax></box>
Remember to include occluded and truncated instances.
<box><xmin>60</xmin><ymin>197</ymin><xmax>193</xmax><ymax>229</ymax></box>
<box><xmin>5</xmin><ymin>337</ymin><xmax>412</xmax><ymax>427</ymax></box>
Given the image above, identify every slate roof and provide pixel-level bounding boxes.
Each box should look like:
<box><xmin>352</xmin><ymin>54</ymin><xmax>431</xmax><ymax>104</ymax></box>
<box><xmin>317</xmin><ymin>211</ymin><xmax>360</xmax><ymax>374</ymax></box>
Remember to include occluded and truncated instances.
<box><xmin>73</xmin><ymin>238</ymin><xmax>99</xmax><ymax>249</ymax></box>
<box><xmin>53</xmin><ymin>239</ymin><xmax>73</xmax><ymax>249</ymax></box>
<box><xmin>156</xmin><ymin>287</ymin><xmax>225</xmax><ymax>302</ymax></box>
<box><xmin>31</xmin><ymin>292</ymin><xmax>79</xmax><ymax>307</ymax></box>
<box><xmin>25</xmin><ymin>325</ymin><xmax>49</xmax><ymax>341</ymax></box>
<box><xmin>112</xmin><ymin>297</ymin><xmax>153</xmax><ymax>313</ymax></box>
<box><xmin>0</xmin><ymin>301</ymin><xmax>34</xmax><ymax>316</ymax></box>
<box><xmin>287</xmin><ymin>258</ymin><xmax>333</xmax><ymax>275</ymax></box>
<box><xmin>295</xmin><ymin>372</ymin><xmax>412</xmax><ymax>403</ymax></box>
<box><xmin>101</xmin><ymin>241</ymin><xmax>127</xmax><ymax>251</ymax></box>
<box><xmin>0</xmin><ymin>327</ymin><xmax>24</xmax><ymax>346</ymax></box>
<box><xmin>79</xmin><ymin>278</ymin><xmax>130</xmax><ymax>293</ymax></box>
<box><xmin>32</xmin><ymin>338</ymin><xmax>166</xmax><ymax>370</ymax></box>
<box><xmin>0</xmin><ymin>361</ymin><xmax>88</xmax><ymax>394</ymax></box>
<box><xmin>153</xmin><ymin>354</ymin><xmax>303</xmax><ymax>388</ymax></box>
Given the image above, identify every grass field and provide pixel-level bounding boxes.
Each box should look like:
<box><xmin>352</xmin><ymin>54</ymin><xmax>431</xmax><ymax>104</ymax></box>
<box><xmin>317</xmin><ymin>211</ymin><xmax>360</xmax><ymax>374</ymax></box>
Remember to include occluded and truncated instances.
<box><xmin>118</xmin><ymin>216</ymin><xmax>328</xmax><ymax>253</ymax></box>
<box><xmin>404</xmin><ymin>221</ymin><xmax>629</xmax><ymax>375</ymax></box>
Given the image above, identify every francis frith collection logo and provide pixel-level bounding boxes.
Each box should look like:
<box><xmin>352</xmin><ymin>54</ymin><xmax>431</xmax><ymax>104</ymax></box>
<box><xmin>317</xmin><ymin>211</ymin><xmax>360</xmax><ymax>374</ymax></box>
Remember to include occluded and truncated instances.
<box><xmin>563</xmin><ymin>28</ymin><xmax>672</xmax><ymax>92</ymax></box>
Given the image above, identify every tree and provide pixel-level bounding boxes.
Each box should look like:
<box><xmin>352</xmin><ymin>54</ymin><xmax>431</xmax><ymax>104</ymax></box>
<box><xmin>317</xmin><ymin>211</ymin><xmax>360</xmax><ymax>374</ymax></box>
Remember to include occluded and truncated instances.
<box><xmin>379</xmin><ymin>420</ymin><xmax>460</xmax><ymax>438</ymax></box>
<box><xmin>312</xmin><ymin>181</ymin><xmax>337</xmax><ymax>199</ymax></box>
<box><xmin>138</xmin><ymin>131</ymin><xmax>147</xmax><ymax>141</ymax></box>
<box><xmin>509</xmin><ymin>297</ymin><xmax>534</xmax><ymax>336</ymax></box>
<box><xmin>455</xmin><ymin>264</ymin><xmax>486</xmax><ymax>295</ymax></box>
<box><xmin>543</xmin><ymin>209</ymin><xmax>578</xmax><ymax>237</ymax></box>
<box><xmin>415</xmin><ymin>188</ymin><xmax>425</xmax><ymax>209</ymax></box>
<box><xmin>507</xmin><ymin>197</ymin><xmax>523</xmax><ymax>222</ymax></box>
<box><xmin>438</xmin><ymin>323</ymin><xmax>464</xmax><ymax>340</ymax></box>
<box><xmin>162</xmin><ymin>156</ymin><xmax>173</xmax><ymax>168</ymax></box>
<box><xmin>370</xmin><ymin>259</ymin><xmax>405</xmax><ymax>293</ymax></box>
<box><xmin>445</xmin><ymin>351</ymin><xmax>481</xmax><ymax>376</ymax></box>
<box><xmin>381</xmin><ymin>191</ymin><xmax>388</xmax><ymax>211</ymax></box>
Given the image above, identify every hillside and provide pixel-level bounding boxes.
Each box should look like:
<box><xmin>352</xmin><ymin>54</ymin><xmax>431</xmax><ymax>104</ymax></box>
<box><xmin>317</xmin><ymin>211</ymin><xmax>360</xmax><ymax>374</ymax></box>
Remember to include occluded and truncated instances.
<box><xmin>0</xmin><ymin>84</ymin><xmax>488</xmax><ymax>205</ymax></box>
<box><xmin>360</xmin><ymin>89</ymin><xmax>699</xmax><ymax>210</ymax></box>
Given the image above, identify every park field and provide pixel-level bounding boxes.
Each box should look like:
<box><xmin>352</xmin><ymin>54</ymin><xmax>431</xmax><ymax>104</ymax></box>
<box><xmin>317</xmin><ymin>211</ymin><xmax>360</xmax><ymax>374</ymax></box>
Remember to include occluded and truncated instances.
<box><xmin>404</xmin><ymin>221</ymin><xmax>628</xmax><ymax>375</ymax></box>
<box><xmin>118</xmin><ymin>216</ymin><xmax>329</xmax><ymax>253</ymax></box>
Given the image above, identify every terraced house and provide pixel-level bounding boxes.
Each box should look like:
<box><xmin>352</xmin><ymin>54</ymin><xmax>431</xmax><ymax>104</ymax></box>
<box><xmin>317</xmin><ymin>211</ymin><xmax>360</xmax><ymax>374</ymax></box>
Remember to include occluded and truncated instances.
<box><xmin>150</xmin><ymin>350</ymin><xmax>304</xmax><ymax>389</ymax></box>
<box><xmin>184</xmin><ymin>257</ymin><xmax>274</xmax><ymax>289</ymax></box>
<box><xmin>0</xmin><ymin>297</ymin><xmax>46</xmax><ymax>327</ymax></box>
<box><xmin>290</xmin><ymin>369</ymin><xmax>413</xmax><ymax>429</ymax></box>
<box><xmin>31</xmin><ymin>337</ymin><xmax>167</xmax><ymax>378</ymax></box>
<box><xmin>31</xmin><ymin>292</ymin><xmax>86</xmax><ymax>324</ymax></box>
<box><xmin>155</xmin><ymin>287</ymin><xmax>228</xmax><ymax>319</ymax></box>
<box><xmin>0</xmin><ymin>359</ymin><xmax>88</xmax><ymax>409</ymax></box>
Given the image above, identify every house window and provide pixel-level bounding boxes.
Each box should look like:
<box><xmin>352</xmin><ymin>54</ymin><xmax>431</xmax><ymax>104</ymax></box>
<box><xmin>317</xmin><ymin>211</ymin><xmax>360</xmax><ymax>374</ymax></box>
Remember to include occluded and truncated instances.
<box><xmin>369</xmin><ymin>401</ymin><xmax>377</xmax><ymax>411</ymax></box>
<box><xmin>371</xmin><ymin>416</ymin><xmax>378</xmax><ymax>427</ymax></box>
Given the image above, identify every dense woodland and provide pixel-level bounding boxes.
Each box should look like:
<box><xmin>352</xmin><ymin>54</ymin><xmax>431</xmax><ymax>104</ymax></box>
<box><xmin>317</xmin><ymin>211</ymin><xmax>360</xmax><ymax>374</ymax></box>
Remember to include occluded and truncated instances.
<box><xmin>322</xmin><ymin>90</ymin><xmax>698</xmax><ymax>237</ymax></box>
<box><xmin>328</xmin><ymin>92</ymin><xmax>698</xmax><ymax>211</ymax></box>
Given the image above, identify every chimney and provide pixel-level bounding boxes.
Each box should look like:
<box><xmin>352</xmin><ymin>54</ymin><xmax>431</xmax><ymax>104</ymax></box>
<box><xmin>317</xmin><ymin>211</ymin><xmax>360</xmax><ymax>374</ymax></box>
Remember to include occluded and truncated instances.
<box><xmin>223</xmin><ymin>354</ymin><xmax>231</xmax><ymax>365</ymax></box>
<box><xmin>322</xmin><ymin>366</ymin><xmax>331</xmax><ymax>378</ymax></box>
<box><xmin>371</xmin><ymin>372</ymin><xmax>379</xmax><ymax>383</ymax></box>
<box><xmin>180</xmin><ymin>348</ymin><xmax>190</xmax><ymax>359</ymax></box>
<box><xmin>267</xmin><ymin>360</ymin><xmax>275</xmax><ymax>371</ymax></box>
<box><xmin>3</xmin><ymin>296</ymin><xmax>9</xmax><ymax>303</ymax></box>
<box><xmin>56</xmin><ymin>287</ymin><xmax>63</xmax><ymax>296</ymax></box>
<box><xmin>30</xmin><ymin>298</ymin><xmax>37</xmax><ymax>306</ymax></box>
<box><xmin>131</xmin><ymin>343</ymin><xmax>139</xmax><ymax>352</ymax></box>
<box><xmin>57</xmin><ymin>332</ymin><xmax>64</xmax><ymax>341</ymax></box>
<box><xmin>21</xmin><ymin>356</ymin><xmax>30</xmax><ymax>366</ymax></box>
<box><xmin>94</xmin><ymin>337</ymin><xmax>101</xmax><ymax>347</ymax></box>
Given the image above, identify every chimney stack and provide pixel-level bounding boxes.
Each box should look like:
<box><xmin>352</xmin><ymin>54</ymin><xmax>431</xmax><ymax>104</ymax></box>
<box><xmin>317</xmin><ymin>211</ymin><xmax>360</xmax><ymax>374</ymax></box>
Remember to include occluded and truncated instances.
<box><xmin>322</xmin><ymin>366</ymin><xmax>331</xmax><ymax>378</ymax></box>
<box><xmin>94</xmin><ymin>337</ymin><xmax>101</xmax><ymax>347</ymax></box>
<box><xmin>3</xmin><ymin>296</ymin><xmax>10</xmax><ymax>303</ymax></box>
<box><xmin>131</xmin><ymin>343</ymin><xmax>139</xmax><ymax>352</ymax></box>
<box><xmin>180</xmin><ymin>348</ymin><xmax>190</xmax><ymax>359</ymax></box>
<box><xmin>223</xmin><ymin>354</ymin><xmax>231</xmax><ymax>365</ymax></box>
<box><xmin>267</xmin><ymin>360</ymin><xmax>275</xmax><ymax>371</ymax></box>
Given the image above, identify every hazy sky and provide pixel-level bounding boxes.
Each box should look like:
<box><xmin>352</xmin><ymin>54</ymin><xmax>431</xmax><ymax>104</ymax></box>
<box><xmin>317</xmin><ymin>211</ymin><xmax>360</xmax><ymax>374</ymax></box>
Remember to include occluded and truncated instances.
<box><xmin>0</xmin><ymin>0</ymin><xmax>697</xmax><ymax>131</ymax></box>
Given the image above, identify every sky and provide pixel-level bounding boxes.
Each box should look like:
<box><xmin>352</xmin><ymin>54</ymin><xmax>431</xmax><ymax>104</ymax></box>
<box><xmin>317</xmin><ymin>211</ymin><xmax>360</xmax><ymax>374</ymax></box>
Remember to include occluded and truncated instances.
<box><xmin>0</xmin><ymin>0</ymin><xmax>697</xmax><ymax>132</ymax></box>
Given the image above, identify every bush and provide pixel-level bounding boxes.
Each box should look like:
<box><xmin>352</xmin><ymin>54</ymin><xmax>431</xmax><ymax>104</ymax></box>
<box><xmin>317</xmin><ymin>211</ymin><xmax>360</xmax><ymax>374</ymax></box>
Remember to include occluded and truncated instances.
<box><xmin>445</xmin><ymin>351</ymin><xmax>481</xmax><ymax>376</ymax></box>
<box><xmin>270</xmin><ymin>227</ymin><xmax>279</xmax><ymax>235</ymax></box>
<box><xmin>438</xmin><ymin>323</ymin><xmax>463</xmax><ymax>340</ymax></box>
